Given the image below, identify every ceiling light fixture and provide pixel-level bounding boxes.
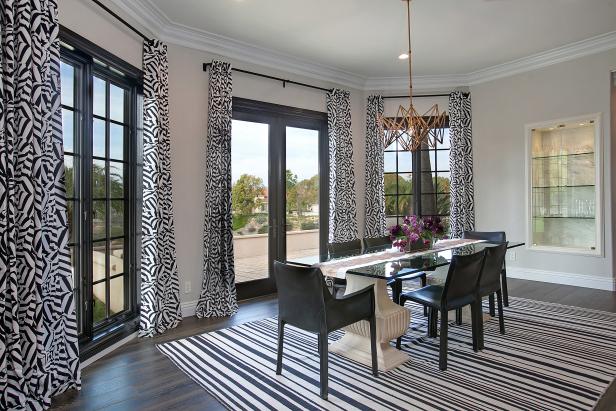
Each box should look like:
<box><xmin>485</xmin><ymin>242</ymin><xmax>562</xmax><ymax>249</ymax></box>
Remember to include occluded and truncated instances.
<box><xmin>378</xmin><ymin>0</ymin><xmax>447</xmax><ymax>151</ymax></box>
<box><xmin>398</xmin><ymin>53</ymin><xmax>409</xmax><ymax>60</ymax></box>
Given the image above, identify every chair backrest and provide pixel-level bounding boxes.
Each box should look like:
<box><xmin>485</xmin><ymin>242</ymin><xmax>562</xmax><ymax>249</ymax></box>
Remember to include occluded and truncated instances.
<box><xmin>274</xmin><ymin>261</ymin><xmax>326</xmax><ymax>331</ymax></box>
<box><xmin>362</xmin><ymin>236</ymin><xmax>392</xmax><ymax>251</ymax></box>
<box><xmin>463</xmin><ymin>230</ymin><xmax>506</xmax><ymax>243</ymax></box>
<box><xmin>328</xmin><ymin>239</ymin><xmax>362</xmax><ymax>258</ymax></box>
<box><xmin>479</xmin><ymin>242</ymin><xmax>508</xmax><ymax>293</ymax></box>
<box><xmin>442</xmin><ymin>250</ymin><xmax>486</xmax><ymax>306</ymax></box>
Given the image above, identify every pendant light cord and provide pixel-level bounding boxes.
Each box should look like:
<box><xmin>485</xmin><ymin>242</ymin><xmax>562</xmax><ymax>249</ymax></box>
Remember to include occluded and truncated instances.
<box><xmin>407</xmin><ymin>0</ymin><xmax>413</xmax><ymax>109</ymax></box>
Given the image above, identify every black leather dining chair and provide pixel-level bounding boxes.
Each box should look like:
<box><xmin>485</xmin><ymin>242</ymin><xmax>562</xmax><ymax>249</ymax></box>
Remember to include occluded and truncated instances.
<box><xmin>475</xmin><ymin>242</ymin><xmax>508</xmax><ymax>350</ymax></box>
<box><xmin>273</xmin><ymin>261</ymin><xmax>378</xmax><ymax>400</ymax></box>
<box><xmin>463</xmin><ymin>231</ymin><xmax>509</xmax><ymax>311</ymax></box>
<box><xmin>396</xmin><ymin>250</ymin><xmax>487</xmax><ymax>371</ymax></box>
<box><xmin>362</xmin><ymin>236</ymin><xmax>427</xmax><ymax>313</ymax></box>
<box><xmin>327</xmin><ymin>239</ymin><xmax>362</xmax><ymax>297</ymax></box>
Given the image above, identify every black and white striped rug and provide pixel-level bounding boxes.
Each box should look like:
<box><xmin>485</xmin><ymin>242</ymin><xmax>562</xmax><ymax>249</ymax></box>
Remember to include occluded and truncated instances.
<box><xmin>158</xmin><ymin>298</ymin><xmax>616</xmax><ymax>410</ymax></box>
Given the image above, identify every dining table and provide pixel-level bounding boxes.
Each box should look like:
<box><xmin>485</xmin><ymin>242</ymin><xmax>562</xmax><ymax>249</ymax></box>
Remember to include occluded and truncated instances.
<box><xmin>287</xmin><ymin>238</ymin><xmax>525</xmax><ymax>371</ymax></box>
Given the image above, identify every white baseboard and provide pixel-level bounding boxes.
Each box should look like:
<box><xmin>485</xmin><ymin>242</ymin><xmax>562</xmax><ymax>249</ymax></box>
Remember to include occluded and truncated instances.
<box><xmin>81</xmin><ymin>331</ymin><xmax>138</xmax><ymax>369</ymax></box>
<box><xmin>508</xmin><ymin>267</ymin><xmax>615</xmax><ymax>291</ymax></box>
<box><xmin>181</xmin><ymin>299</ymin><xmax>199</xmax><ymax>317</ymax></box>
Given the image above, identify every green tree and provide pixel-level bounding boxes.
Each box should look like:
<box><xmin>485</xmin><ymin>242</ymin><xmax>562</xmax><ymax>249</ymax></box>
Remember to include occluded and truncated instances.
<box><xmin>286</xmin><ymin>169</ymin><xmax>298</xmax><ymax>214</ymax></box>
<box><xmin>232</xmin><ymin>174</ymin><xmax>265</xmax><ymax>216</ymax></box>
<box><xmin>294</xmin><ymin>175</ymin><xmax>319</xmax><ymax>217</ymax></box>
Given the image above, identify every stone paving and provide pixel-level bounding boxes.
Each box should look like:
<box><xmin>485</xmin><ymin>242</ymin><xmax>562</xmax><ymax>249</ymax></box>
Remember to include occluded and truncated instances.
<box><xmin>235</xmin><ymin>247</ymin><xmax>319</xmax><ymax>283</ymax></box>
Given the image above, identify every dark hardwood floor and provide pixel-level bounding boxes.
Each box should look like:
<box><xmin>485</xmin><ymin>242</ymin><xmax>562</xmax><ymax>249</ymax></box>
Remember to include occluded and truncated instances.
<box><xmin>52</xmin><ymin>278</ymin><xmax>616</xmax><ymax>411</ymax></box>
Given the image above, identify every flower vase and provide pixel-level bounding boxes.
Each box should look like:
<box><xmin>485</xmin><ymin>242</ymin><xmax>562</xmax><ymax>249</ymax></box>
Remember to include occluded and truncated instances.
<box><xmin>405</xmin><ymin>238</ymin><xmax>432</xmax><ymax>253</ymax></box>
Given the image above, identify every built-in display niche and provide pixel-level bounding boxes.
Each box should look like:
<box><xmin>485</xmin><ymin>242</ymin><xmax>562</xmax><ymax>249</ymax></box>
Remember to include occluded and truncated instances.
<box><xmin>527</xmin><ymin>114</ymin><xmax>602</xmax><ymax>255</ymax></box>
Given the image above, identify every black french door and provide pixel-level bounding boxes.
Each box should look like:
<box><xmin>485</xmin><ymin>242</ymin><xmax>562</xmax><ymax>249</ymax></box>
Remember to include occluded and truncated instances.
<box><xmin>231</xmin><ymin>98</ymin><xmax>328</xmax><ymax>300</ymax></box>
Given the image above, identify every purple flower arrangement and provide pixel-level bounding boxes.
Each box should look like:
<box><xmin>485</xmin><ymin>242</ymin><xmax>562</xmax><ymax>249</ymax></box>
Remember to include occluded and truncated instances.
<box><xmin>388</xmin><ymin>215</ymin><xmax>447</xmax><ymax>252</ymax></box>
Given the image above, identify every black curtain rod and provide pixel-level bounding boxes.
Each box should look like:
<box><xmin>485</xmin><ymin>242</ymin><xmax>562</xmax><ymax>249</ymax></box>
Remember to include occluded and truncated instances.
<box><xmin>91</xmin><ymin>0</ymin><xmax>151</xmax><ymax>42</ymax></box>
<box><xmin>203</xmin><ymin>63</ymin><xmax>333</xmax><ymax>93</ymax></box>
<box><xmin>382</xmin><ymin>94</ymin><xmax>450</xmax><ymax>98</ymax></box>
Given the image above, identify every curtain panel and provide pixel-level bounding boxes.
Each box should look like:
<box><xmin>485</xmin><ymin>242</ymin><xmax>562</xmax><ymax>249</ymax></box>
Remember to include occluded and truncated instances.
<box><xmin>363</xmin><ymin>95</ymin><xmax>386</xmax><ymax>238</ymax></box>
<box><xmin>448</xmin><ymin>92</ymin><xmax>475</xmax><ymax>238</ymax></box>
<box><xmin>196</xmin><ymin>60</ymin><xmax>238</xmax><ymax>318</ymax></box>
<box><xmin>139</xmin><ymin>39</ymin><xmax>182</xmax><ymax>337</ymax></box>
<box><xmin>327</xmin><ymin>89</ymin><xmax>358</xmax><ymax>243</ymax></box>
<box><xmin>0</xmin><ymin>0</ymin><xmax>80</xmax><ymax>409</ymax></box>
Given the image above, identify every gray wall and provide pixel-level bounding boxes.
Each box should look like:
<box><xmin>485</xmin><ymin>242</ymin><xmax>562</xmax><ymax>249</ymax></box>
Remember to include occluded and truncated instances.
<box><xmin>60</xmin><ymin>0</ymin><xmax>615</xmax><ymax>307</ymax></box>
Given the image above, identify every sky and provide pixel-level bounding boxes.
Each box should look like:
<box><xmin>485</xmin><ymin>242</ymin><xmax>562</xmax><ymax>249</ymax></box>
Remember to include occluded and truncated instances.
<box><xmin>231</xmin><ymin>120</ymin><xmax>319</xmax><ymax>185</ymax></box>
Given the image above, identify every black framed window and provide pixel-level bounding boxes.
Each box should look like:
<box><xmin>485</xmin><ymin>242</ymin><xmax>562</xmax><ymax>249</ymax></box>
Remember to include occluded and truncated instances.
<box><xmin>60</xmin><ymin>27</ymin><xmax>143</xmax><ymax>356</ymax></box>
<box><xmin>384</xmin><ymin>120</ymin><xmax>451</xmax><ymax>232</ymax></box>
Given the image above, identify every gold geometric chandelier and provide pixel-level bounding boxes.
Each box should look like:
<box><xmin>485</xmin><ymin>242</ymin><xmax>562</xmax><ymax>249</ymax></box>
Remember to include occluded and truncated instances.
<box><xmin>378</xmin><ymin>0</ymin><xmax>447</xmax><ymax>152</ymax></box>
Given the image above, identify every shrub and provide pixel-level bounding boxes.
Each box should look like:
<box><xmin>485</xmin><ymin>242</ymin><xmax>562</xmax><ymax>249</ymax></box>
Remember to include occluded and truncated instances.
<box><xmin>300</xmin><ymin>221</ymin><xmax>318</xmax><ymax>230</ymax></box>
<box><xmin>257</xmin><ymin>226</ymin><xmax>268</xmax><ymax>234</ymax></box>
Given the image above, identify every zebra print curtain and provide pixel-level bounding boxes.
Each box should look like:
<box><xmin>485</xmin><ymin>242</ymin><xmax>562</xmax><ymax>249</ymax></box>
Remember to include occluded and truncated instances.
<box><xmin>0</xmin><ymin>1</ymin><xmax>80</xmax><ymax>408</ymax></box>
<box><xmin>448</xmin><ymin>92</ymin><xmax>476</xmax><ymax>238</ymax></box>
<box><xmin>139</xmin><ymin>40</ymin><xmax>182</xmax><ymax>337</ymax></box>
<box><xmin>196</xmin><ymin>61</ymin><xmax>238</xmax><ymax>318</ymax></box>
<box><xmin>363</xmin><ymin>95</ymin><xmax>386</xmax><ymax>238</ymax></box>
<box><xmin>327</xmin><ymin>89</ymin><xmax>358</xmax><ymax>243</ymax></box>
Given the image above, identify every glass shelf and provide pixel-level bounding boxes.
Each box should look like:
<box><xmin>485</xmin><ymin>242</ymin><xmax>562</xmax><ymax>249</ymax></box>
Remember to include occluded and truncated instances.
<box><xmin>528</xmin><ymin>116</ymin><xmax>600</xmax><ymax>254</ymax></box>
<box><xmin>531</xmin><ymin>152</ymin><xmax>594</xmax><ymax>160</ymax></box>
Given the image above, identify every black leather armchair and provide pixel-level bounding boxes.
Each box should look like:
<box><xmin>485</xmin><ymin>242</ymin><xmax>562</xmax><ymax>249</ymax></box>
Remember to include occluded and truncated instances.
<box><xmin>397</xmin><ymin>250</ymin><xmax>487</xmax><ymax>370</ymax></box>
<box><xmin>463</xmin><ymin>230</ymin><xmax>509</xmax><ymax>311</ymax></box>
<box><xmin>274</xmin><ymin>261</ymin><xmax>378</xmax><ymax>400</ymax></box>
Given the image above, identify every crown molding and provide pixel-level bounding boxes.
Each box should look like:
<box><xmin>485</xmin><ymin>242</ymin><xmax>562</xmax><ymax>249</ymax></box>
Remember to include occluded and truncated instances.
<box><xmin>466</xmin><ymin>31</ymin><xmax>616</xmax><ymax>85</ymax></box>
<box><xmin>364</xmin><ymin>74</ymin><xmax>468</xmax><ymax>93</ymax></box>
<box><xmin>106</xmin><ymin>0</ymin><xmax>616</xmax><ymax>91</ymax></box>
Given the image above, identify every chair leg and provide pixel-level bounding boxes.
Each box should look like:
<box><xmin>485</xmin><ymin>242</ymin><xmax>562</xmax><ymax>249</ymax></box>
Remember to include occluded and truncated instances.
<box><xmin>319</xmin><ymin>331</ymin><xmax>328</xmax><ymax>400</ymax></box>
<box><xmin>470</xmin><ymin>302</ymin><xmax>479</xmax><ymax>352</ymax></box>
<box><xmin>488</xmin><ymin>293</ymin><xmax>496</xmax><ymax>317</ymax></box>
<box><xmin>276</xmin><ymin>320</ymin><xmax>285</xmax><ymax>374</ymax></box>
<box><xmin>477</xmin><ymin>301</ymin><xmax>485</xmax><ymax>350</ymax></box>
<box><xmin>396</xmin><ymin>336</ymin><xmax>402</xmax><ymax>350</ymax></box>
<box><xmin>439</xmin><ymin>309</ymin><xmax>448</xmax><ymax>371</ymax></box>
<box><xmin>391</xmin><ymin>279</ymin><xmax>402</xmax><ymax>305</ymax></box>
<box><xmin>455</xmin><ymin>308</ymin><xmax>462</xmax><ymax>325</ymax></box>
<box><xmin>369</xmin><ymin>314</ymin><xmax>378</xmax><ymax>376</ymax></box>
<box><xmin>431</xmin><ymin>308</ymin><xmax>438</xmax><ymax>338</ymax></box>
<box><xmin>496</xmin><ymin>289</ymin><xmax>505</xmax><ymax>335</ymax></box>
<box><xmin>421</xmin><ymin>275</ymin><xmax>428</xmax><ymax>317</ymax></box>
<box><xmin>502</xmin><ymin>263</ymin><xmax>509</xmax><ymax>307</ymax></box>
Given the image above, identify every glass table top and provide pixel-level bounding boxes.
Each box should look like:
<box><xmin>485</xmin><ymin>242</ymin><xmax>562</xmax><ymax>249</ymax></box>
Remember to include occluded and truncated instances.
<box><xmin>287</xmin><ymin>241</ymin><xmax>525</xmax><ymax>280</ymax></box>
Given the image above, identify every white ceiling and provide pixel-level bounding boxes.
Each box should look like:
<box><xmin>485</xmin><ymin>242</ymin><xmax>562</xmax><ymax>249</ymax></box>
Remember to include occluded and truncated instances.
<box><xmin>144</xmin><ymin>0</ymin><xmax>616</xmax><ymax>78</ymax></box>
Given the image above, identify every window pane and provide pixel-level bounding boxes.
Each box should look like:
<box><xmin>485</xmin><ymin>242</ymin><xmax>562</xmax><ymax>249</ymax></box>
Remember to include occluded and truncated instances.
<box><xmin>384</xmin><ymin>152</ymin><xmax>396</xmax><ymax>173</ymax></box>
<box><xmin>109</xmin><ymin>162</ymin><xmax>125</xmax><ymax>198</ymax></box>
<box><xmin>92</xmin><ymin>200</ymin><xmax>106</xmax><ymax>240</ymax></box>
<box><xmin>109</xmin><ymin>276</ymin><xmax>125</xmax><ymax>315</ymax></box>
<box><xmin>421</xmin><ymin>194</ymin><xmax>437</xmax><ymax>216</ymax></box>
<box><xmin>437</xmin><ymin>194</ymin><xmax>450</xmax><ymax>216</ymax></box>
<box><xmin>67</xmin><ymin>200</ymin><xmax>76</xmax><ymax>243</ymax></box>
<box><xmin>397</xmin><ymin>151</ymin><xmax>412</xmax><ymax>172</ymax></box>
<box><xmin>109</xmin><ymin>84</ymin><xmax>125</xmax><ymax>123</ymax></box>
<box><xmin>93</xmin><ymin>281</ymin><xmax>107</xmax><ymax>323</ymax></box>
<box><xmin>62</xmin><ymin>109</ymin><xmax>74</xmax><ymax>153</ymax></box>
<box><xmin>93</xmin><ymin>76</ymin><xmax>106</xmax><ymax>117</ymax></box>
<box><xmin>438</xmin><ymin>129</ymin><xmax>450</xmax><ymax>149</ymax></box>
<box><xmin>398</xmin><ymin>173</ymin><xmax>413</xmax><ymax>194</ymax></box>
<box><xmin>436</xmin><ymin>150</ymin><xmax>450</xmax><ymax>171</ymax></box>
<box><xmin>92</xmin><ymin>159</ymin><xmax>106</xmax><ymax>198</ymax></box>
<box><xmin>93</xmin><ymin>119</ymin><xmax>106</xmax><ymax>157</ymax></box>
<box><xmin>60</xmin><ymin>62</ymin><xmax>74</xmax><ymax>107</ymax></box>
<box><xmin>385</xmin><ymin>195</ymin><xmax>397</xmax><ymax>216</ymax></box>
<box><xmin>384</xmin><ymin>138</ymin><xmax>397</xmax><ymax>151</ymax></box>
<box><xmin>92</xmin><ymin>241</ymin><xmax>106</xmax><ymax>282</ymax></box>
<box><xmin>109</xmin><ymin>124</ymin><xmax>124</xmax><ymax>160</ymax></box>
<box><xmin>398</xmin><ymin>195</ymin><xmax>414</xmax><ymax>216</ymax></box>
<box><xmin>109</xmin><ymin>238</ymin><xmax>125</xmax><ymax>276</ymax></box>
<box><xmin>384</xmin><ymin>174</ymin><xmax>397</xmax><ymax>195</ymax></box>
<box><xmin>436</xmin><ymin>172</ymin><xmax>450</xmax><ymax>193</ymax></box>
<box><xmin>110</xmin><ymin>200</ymin><xmax>124</xmax><ymax>237</ymax></box>
<box><xmin>64</xmin><ymin>155</ymin><xmax>75</xmax><ymax>198</ymax></box>
<box><xmin>420</xmin><ymin>172</ymin><xmax>436</xmax><ymax>194</ymax></box>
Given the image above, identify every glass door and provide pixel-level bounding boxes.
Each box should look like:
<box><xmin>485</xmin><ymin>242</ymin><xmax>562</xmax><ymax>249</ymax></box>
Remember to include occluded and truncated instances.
<box><xmin>231</xmin><ymin>98</ymin><xmax>328</xmax><ymax>299</ymax></box>
<box><xmin>285</xmin><ymin>127</ymin><xmax>322</xmax><ymax>261</ymax></box>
